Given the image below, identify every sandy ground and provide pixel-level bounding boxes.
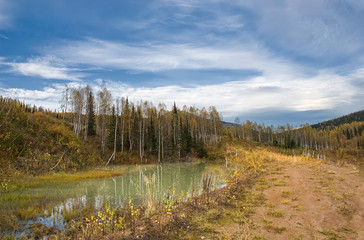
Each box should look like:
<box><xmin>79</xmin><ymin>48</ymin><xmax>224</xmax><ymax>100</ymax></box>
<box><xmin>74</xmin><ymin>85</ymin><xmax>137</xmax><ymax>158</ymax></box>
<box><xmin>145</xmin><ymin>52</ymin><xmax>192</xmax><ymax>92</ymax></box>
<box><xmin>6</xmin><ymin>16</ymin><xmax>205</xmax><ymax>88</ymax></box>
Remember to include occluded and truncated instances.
<box><xmin>246</xmin><ymin>161</ymin><xmax>364</xmax><ymax>240</ymax></box>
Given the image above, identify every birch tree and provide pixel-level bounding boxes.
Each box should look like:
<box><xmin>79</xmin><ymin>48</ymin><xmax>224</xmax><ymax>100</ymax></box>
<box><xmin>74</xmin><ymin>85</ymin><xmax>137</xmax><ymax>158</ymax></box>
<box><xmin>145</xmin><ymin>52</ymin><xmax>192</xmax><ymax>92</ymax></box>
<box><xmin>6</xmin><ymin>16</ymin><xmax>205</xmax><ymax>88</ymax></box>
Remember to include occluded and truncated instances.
<box><xmin>71</xmin><ymin>87</ymin><xmax>84</xmax><ymax>138</ymax></box>
<box><xmin>97</xmin><ymin>86</ymin><xmax>112</xmax><ymax>156</ymax></box>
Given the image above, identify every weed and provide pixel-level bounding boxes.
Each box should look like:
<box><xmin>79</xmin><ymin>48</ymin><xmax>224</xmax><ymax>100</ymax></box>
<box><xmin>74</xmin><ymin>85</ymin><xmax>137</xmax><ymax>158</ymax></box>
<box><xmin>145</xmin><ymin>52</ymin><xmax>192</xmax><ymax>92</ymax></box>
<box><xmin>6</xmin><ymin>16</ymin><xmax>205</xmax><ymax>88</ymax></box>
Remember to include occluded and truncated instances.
<box><xmin>282</xmin><ymin>200</ymin><xmax>290</xmax><ymax>205</ymax></box>
<box><xmin>318</xmin><ymin>229</ymin><xmax>339</xmax><ymax>239</ymax></box>
<box><xmin>327</xmin><ymin>189</ymin><xmax>344</xmax><ymax>200</ymax></box>
<box><xmin>340</xmin><ymin>226</ymin><xmax>356</xmax><ymax>233</ymax></box>
<box><xmin>274</xmin><ymin>180</ymin><xmax>288</xmax><ymax>186</ymax></box>
<box><xmin>80</xmin><ymin>201</ymin><xmax>124</xmax><ymax>239</ymax></box>
<box><xmin>281</xmin><ymin>190</ymin><xmax>292</xmax><ymax>197</ymax></box>
<box><xmin>267</xmin><ymin>209</ymin><xmax>284</xmax><ymax>217</ymax></box>
<box><xmin>253</xmin><ymin>235</ymin><xmax>267</xmax><ymax>240</ymax></box>
<box><xmin>293</xmin><ymin>204</ymin><xmax>302</xmax><ymax>211</ymax></box>
<box><xmin>163</xmin><ymin>198</ymin><xmax>176</xmax><ymax>212</ymax></box>
<box><xmin>263</xmin><ymin>218</ymin><xmax>273</xmax><ymax>227</ymax></box>
<box><xmin>273</xmin><ymin>226</ymin><xmax>286</xmax><ymax>233</ymax></box>
<box><xmin>264</xmin><ymin>202</ymin><xmax>275</xmax><ymax>208</ymax></box>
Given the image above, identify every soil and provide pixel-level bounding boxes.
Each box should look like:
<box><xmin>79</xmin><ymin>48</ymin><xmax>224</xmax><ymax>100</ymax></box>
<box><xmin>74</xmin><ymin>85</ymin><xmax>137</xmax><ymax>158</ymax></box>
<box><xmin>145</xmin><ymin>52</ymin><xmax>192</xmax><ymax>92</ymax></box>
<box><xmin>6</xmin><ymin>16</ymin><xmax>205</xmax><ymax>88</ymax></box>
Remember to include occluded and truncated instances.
<box><xmin>245</xmin><ymin>160</ymin><xmax>364</xmax><ymax>240</ymax></box>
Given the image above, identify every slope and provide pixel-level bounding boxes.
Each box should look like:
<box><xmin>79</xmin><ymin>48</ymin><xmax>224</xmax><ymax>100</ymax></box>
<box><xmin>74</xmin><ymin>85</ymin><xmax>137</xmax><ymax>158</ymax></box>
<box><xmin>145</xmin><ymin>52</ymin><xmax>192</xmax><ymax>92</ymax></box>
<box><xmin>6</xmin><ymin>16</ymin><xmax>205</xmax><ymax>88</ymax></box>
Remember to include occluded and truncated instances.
<box><xmin>312</xmin><ymin>110</ymin><xmax>364</xmax><ymax>130</ymax></box>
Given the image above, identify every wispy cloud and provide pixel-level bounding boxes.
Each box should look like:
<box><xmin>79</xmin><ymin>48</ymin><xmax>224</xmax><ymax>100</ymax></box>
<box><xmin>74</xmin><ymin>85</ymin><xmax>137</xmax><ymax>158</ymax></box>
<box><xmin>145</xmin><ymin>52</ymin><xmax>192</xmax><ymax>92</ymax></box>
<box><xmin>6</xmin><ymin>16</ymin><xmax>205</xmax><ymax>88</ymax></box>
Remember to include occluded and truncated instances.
<box><xmin>0</xmin><ymin>56</ymin><xmax>84</xmax><ymax>81</ymax></box>
<box><xmin>49</xmin><ymin>38</ymin><xmax>298</xmax><ymax>77</ymax></box>
<box><xmin>1</xmin><ymin>0</ymin><xmax>363</xmax><ymax>124</ymax></box>
<box><xmin>1</xmin><ymin>68</ymin><xmax>358</xmax><ymax>121</ymax></box>
<box><xmin>0</xmin><ymin>0</ymin><xmax>13</xmax><ymax>30</ymax></box>
<box><xmin>239</xmin><ymin>0</ymin><xmax>364</xmax><ymax>61</ymax></box>
<box><xmin>103</xmin><ymin>72</ymin><xmax>355</xmax><ymax>118</ymax></box>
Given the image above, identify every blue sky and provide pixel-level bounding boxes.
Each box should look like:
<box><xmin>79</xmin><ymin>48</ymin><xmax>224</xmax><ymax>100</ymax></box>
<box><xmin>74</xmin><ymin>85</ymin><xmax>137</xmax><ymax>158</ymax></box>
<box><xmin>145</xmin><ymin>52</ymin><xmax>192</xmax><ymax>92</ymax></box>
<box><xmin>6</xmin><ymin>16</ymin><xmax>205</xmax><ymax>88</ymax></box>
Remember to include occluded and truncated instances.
<box><xmin>1</xmin><ymin>0</ymin><xmax>364</xmax><ymax>125</ymax></box>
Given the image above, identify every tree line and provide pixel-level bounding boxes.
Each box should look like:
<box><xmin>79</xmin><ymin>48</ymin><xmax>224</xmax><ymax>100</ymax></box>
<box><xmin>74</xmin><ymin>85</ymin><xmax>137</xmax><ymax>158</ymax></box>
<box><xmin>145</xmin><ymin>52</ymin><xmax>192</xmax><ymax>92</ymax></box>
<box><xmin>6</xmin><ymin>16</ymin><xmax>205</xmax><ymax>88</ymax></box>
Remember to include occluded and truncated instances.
<box><xmin>60</xmin><ymin>84</ymin><xmax>222</xmax><ymax>163</ymax></box>
<box><xmin>227</xmin><ymin>120</ymin><xmax>364</xmax><ymax>150</ymax></box>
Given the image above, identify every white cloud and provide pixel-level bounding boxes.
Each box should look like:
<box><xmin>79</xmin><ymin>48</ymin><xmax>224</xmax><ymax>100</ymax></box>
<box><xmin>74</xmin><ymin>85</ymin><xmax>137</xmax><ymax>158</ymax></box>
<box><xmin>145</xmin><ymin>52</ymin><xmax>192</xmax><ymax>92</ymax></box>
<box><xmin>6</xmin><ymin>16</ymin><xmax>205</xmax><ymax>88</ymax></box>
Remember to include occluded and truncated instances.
<box><xmin>49</xmin><ymin>38</ymin><xmax>298</xmax><ymax>77</ymax></box>
<box><xmin>104</xmin><ymin>73</ymin><xmax>354</xmax><ymax>119</ymax></box>
<box><xmin>239</xmin><ymin>0</ymin><xmax>364</xmax><ymax>58</ymax></box>
<box><xmin>0</xmin><ymin>70</ymin><xmax>357</xmax><ymax>120</ymax></box>
<box><xmin>0</xmin><ymin>61</ymin><xmax>361</xmax><ymax>124</ymax></box>
<box><xmin>1</xmin><ymin>57</ymin><xmax>84</xmax><ymax>81</ymax></box>
<box><xmin>23</xmin><ymin>36</ymin><xmax>358</xmax><ymax>120</ymax></box>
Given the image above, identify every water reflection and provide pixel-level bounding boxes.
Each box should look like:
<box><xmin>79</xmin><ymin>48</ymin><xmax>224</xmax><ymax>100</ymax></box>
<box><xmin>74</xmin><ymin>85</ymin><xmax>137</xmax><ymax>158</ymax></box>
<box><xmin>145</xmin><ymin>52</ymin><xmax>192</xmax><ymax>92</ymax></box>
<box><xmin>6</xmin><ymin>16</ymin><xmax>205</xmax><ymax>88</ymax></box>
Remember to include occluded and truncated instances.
<box><xmin>23</xmin><ymin>161</ymin><xmax>237</xmax><ymax>230</ymax></box>
<box><xmin>79</xmin><ymin>162</ymin><xmax>224</xmax><ymax>209</ymax></box>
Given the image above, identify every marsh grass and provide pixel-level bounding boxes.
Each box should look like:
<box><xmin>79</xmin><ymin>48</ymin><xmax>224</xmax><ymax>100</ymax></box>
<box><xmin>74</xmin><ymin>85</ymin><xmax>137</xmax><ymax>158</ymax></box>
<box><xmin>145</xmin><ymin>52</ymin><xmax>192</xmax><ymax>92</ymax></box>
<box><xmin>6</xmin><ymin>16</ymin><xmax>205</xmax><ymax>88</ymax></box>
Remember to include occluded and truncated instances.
<box><xmin>8</xmin><ymin>169</ymin><xmax>125</xmax><ymax>192</ymax></box>
<box><xmin>0</xmin><ymin>169</ymin><xmax>124</xmax><ymax>234</ymax></box>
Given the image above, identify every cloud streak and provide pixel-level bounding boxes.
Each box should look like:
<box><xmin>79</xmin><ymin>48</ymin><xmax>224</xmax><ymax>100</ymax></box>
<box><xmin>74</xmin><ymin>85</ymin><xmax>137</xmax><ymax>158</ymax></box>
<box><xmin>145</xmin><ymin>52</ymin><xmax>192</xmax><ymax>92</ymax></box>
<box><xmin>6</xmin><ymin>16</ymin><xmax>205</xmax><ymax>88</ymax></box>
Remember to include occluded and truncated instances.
<box><xmin>49</xmin><ymin>38</ymin><xmax>299</xmax><ymax>77</ymax></box>
<box><xmin>1</xmin><ymin>57</ymin><xmax>84</xmax><ymax>81</ymax></box>
<box><xmin>0</xmin><ymin>68</ymin><xmax>359</xmax><ymax>124</ymax></box>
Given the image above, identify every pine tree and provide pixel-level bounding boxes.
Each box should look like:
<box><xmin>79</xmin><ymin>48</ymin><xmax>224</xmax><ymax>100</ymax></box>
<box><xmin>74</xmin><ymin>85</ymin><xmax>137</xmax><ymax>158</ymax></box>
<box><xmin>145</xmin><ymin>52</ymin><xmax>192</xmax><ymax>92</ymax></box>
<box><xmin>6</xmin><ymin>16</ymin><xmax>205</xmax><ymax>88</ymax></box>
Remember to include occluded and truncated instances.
<box><xmin>87</xmin><ymin>90</ymin><xmax>96</xmax><ymax>136</ymax></box>
<box><xmin>108</xmin><ymin>105</ymin><xmax>117</xmax><ymax>149</ymax></box>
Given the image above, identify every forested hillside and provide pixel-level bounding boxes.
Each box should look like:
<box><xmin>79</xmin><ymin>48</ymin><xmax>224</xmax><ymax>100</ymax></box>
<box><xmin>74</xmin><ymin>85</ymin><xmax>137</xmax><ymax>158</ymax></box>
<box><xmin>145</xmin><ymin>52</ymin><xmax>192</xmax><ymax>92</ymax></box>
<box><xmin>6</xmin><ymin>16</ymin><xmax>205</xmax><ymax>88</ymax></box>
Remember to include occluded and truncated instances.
<box><xmin>0</xmin><ymin>84</ymin><xmax>223</xmax><ymax>175</ymax></box>
<box><xmin>311</xmin><ymin>110</ymin><xmax>364</xmax><ymax>130</ymax></box>
<box><xmin>0</xmin><ymin>97</ymin><xmax>101</xmax><ymax>175</ymax></box>
<box><xmin>226</xmin><ymin>120</ymin><xmax>364</xmax><ymax>151</ymax></box>
<box><xmin>2</xmin><ymin>84</ymin><xmax>363</xmax><ymax>177</ymax></box>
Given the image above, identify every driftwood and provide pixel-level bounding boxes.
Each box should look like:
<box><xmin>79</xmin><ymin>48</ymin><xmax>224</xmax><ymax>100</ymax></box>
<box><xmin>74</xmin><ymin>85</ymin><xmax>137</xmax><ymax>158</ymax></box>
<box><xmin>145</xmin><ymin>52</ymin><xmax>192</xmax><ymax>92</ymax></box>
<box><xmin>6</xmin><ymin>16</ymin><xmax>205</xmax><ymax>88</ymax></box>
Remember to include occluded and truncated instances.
<box><xmin>50</xmin><ymin>152</ymin><xmax>66</xmax><ymax>170</ymax></box>
<box><xmin>105</xmin><ymin>152</ymin><xmax>115</xmax><ymax>167</ymax></box>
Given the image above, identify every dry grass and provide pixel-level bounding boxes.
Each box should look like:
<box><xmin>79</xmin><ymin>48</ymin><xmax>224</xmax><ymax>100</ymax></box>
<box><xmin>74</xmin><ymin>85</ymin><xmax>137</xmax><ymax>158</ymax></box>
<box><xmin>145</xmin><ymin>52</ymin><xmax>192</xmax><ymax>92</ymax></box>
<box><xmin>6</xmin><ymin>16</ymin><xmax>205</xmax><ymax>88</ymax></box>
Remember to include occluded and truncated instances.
<box><xmin>8</xmin><ymin>169</ymin><xmax>124</xmax><ymax>191</ymax></box>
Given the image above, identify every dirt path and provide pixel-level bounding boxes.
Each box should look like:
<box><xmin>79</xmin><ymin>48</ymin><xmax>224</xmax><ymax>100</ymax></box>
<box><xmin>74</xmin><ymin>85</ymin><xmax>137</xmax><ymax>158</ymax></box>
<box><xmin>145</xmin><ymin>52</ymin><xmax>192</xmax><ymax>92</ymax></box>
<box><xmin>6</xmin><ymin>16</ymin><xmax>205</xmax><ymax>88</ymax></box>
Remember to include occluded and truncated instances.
<box><xmin>247</xmin><ymin>161</ymin><xmax>364</xmax><ymax>239</ymax></box>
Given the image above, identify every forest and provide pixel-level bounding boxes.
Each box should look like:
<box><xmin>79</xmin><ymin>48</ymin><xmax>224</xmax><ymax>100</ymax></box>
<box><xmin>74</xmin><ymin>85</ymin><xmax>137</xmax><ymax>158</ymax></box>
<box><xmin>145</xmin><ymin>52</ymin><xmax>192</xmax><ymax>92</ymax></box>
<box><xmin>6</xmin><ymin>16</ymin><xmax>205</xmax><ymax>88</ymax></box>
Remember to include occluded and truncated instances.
<box><xmin>1</xmin><ymin>84</ymin><xmax>363</xmax><ymax>176</ymax></box>
<box><xmin>1</xmin><ymin>87</ymin><xmax>364</xmax><ymax>239</ymax></box>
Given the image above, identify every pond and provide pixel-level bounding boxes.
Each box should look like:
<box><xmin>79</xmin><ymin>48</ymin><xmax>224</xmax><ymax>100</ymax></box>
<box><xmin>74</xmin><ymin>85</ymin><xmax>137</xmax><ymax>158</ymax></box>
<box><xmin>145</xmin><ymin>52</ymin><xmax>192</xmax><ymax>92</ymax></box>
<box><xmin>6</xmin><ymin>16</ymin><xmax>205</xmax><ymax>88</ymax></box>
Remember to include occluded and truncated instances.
<box><xmin>14</xmin><ymin>160</ymin><xmax>242</xmax><ymax>231</ymax></box>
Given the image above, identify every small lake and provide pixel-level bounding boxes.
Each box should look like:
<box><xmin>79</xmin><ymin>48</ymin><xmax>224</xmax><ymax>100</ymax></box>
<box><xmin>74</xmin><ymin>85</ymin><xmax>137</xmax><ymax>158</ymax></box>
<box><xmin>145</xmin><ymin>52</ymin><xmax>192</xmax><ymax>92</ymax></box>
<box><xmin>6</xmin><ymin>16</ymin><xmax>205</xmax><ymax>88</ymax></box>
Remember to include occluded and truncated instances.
<box><xmin>15</xmin><ymin>161</ymin><xmax>242</xmax><ymax>230</ymax></box>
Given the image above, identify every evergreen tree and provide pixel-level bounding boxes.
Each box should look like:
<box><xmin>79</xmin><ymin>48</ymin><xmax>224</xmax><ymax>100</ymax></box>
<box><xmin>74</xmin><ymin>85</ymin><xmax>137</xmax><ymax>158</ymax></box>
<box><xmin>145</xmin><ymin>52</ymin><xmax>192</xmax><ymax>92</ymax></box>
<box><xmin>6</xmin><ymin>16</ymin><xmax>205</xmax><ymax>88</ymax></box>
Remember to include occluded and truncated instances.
<box><xmin>87</xmin><ymin>90</ymin><xmax>96</xmax><ymax>136</ymax></box>
<box><xmin>108</xmin><ymin>105</ymin><xmax>117</xmax><ymax>149</ymax></box>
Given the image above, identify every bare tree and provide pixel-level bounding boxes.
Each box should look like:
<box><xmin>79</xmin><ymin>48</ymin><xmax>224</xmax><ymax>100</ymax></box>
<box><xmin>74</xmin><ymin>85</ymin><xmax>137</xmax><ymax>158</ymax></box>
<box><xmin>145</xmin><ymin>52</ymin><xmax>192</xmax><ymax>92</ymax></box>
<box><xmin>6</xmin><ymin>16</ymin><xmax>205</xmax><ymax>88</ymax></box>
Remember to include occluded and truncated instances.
<box><xmin>60</xmin><ymin>84</ymin><xmax>69</xmax><ymax>119</ymax></box>
<box><xmin>97</xmin><ymin>85</ymin><xmax>112</xmax><ymax>156</ymax></box>
<box><xmin>71</xmin><ymin>87</ymin><xmax>84</xmax><ymax>138</ymax></box>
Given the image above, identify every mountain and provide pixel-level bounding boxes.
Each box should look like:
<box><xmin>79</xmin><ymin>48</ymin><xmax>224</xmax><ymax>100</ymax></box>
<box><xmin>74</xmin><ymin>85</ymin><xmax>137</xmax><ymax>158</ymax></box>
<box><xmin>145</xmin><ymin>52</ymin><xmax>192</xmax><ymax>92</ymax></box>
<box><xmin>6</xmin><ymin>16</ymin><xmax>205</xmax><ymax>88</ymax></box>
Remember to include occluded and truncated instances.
<box><xmin>311</xmin><ymin>110</ymin><xmax>364</xmax><ymax>130</ymax></box>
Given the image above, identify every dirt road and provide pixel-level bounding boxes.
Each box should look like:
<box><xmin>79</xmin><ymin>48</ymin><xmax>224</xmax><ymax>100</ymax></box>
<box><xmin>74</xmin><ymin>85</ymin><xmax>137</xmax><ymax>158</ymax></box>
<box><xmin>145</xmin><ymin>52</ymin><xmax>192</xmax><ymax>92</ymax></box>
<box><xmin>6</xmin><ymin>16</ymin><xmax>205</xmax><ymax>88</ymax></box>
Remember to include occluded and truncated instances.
<box><xmin>247</xmin><ymin>161</ymin><xmax>364</xmax><ymax>239</ymax></box>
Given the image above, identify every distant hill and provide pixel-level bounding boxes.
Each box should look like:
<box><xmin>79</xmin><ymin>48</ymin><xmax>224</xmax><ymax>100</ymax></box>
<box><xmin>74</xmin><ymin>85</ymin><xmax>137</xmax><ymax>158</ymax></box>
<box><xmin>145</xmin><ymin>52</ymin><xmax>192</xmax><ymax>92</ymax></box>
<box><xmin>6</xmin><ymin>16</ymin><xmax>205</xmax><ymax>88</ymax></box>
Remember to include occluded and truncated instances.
<box><xmin>221</xmin><ymin>121</ymin><xmax>240</xmax><ymax>129</ymax></box>
<box><xmin>311</xmin><ymin>110</ymin><xmax>364</xmax><ymax>130</ymax></box>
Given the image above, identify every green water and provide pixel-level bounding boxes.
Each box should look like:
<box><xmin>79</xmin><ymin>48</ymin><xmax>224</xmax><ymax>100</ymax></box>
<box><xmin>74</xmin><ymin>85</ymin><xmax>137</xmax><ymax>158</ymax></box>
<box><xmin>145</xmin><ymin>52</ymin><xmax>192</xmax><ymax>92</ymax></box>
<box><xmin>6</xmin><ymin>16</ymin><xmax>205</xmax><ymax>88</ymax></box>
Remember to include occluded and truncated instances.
<box><xmin>14</xmin><ymin>161</ymin><xmax>240</xmax><ymax>230</ymax></box>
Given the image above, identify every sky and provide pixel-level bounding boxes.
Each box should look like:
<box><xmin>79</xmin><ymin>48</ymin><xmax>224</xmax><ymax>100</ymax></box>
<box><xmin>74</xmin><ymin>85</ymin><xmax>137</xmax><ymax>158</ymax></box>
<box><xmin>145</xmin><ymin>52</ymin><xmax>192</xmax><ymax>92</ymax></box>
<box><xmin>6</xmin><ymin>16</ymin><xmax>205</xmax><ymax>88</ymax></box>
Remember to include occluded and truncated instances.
<box><xmin>0</xmin><ymin>0</ymin><xmax>364</xmax><ymax>126</ymax></box>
